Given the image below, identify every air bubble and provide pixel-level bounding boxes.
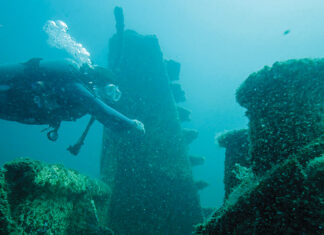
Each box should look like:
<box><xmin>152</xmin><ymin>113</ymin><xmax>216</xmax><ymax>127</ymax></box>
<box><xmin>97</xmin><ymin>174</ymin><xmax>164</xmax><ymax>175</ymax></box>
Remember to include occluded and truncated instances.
<box><xmin>43</xmin><ymin>20</ymin><xmax>92</xmax><ymax>67</ymax></box>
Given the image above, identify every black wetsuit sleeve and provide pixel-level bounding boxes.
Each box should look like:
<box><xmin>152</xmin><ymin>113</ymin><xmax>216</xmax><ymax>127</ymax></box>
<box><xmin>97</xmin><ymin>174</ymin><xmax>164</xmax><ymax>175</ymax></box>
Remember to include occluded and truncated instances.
<box><xmin>67</xmin><ymin>82</ymin><xmax>136</xmax><ymax>131</ymax></box>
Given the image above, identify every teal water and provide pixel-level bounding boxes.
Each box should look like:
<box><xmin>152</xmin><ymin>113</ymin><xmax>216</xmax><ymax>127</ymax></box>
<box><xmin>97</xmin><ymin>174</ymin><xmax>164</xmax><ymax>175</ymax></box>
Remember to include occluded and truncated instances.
<box><xmin>1</xmin><ymin>0</ymin><xmax>324</xmax><ymax>209</ymax></box>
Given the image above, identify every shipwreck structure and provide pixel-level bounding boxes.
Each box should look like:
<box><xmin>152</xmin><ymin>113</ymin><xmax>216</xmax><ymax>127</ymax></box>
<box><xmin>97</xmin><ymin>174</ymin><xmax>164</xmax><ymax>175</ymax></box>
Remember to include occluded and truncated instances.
<box><xmin>197</xmin><ymin>59</ymin><xmax>324</xmax><ymax>234</ymax></box>
<box><xmin>100</xmin><ymin>8</ymin><xmax>203</xmax><ymax>235</ymax></box>
<box><xmin>217</xmin><ymin>129</ymin><xmax>250</xmax><ymax>199</ymax></box>
<box><xmin>237</xmin><ymin>59</ymin><xmax>324</xmax><ymax>175</ymax></box>
<box><xmin>0</xmin><ymin>158</ymin><xmax>112</xmax><ymax>234</ymax></box>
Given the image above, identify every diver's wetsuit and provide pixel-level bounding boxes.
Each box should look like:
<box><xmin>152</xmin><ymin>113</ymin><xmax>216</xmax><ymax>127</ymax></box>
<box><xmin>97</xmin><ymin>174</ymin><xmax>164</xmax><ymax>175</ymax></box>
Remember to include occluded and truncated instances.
<box><xmin>0</xmin><ymin>58</ymin><xmax>139</xmax><ymax>131</ymax></box>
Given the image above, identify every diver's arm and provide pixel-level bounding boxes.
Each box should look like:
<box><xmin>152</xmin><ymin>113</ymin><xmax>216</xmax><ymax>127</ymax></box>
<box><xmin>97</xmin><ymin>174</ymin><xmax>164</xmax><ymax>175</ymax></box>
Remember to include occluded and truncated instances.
<box><xmin>68</xmin><ymin>82</ymin><xmax>144</xmax><ymax>132</ymax></box>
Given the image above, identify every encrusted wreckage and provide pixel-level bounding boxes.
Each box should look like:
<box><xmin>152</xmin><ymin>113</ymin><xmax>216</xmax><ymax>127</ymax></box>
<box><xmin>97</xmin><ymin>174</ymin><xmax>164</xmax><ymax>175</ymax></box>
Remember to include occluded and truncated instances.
<box><xmin>197</xmin><ymin>59</ymin><xmax>324</xmax><ymax>234</ymax></box>
<box><xmin>100</xmin><ymin>7</ymin><xmax>204</xmax><ymax>235</ymax></box>
<box><xmin>0</xmin><ymin>158</ymin><xmax>112</xmax><ymax>234</ymax></box>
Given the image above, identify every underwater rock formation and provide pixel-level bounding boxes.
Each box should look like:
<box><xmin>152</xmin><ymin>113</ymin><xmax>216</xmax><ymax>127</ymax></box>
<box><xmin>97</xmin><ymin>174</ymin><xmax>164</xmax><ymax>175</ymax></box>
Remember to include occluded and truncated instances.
<box><xmin>217</xmin><ymin>129</ymin><xmax>250</xmax><ymax>199</ymax></box>
<box><xmin>196</xmin><ymin>135</ymin><xmax>324</xmax><ymax>234</ymax></box>
<box><xmin>196</xmin><ymin>59</ymin><xmax>324</xmax><ymax>234</ymax></box>
<box><xmin>0</xmin><ymin>158</ymin><xmax>112</xmax><ymax>234</ymax></box>
<box><xmin>236</xmin><ymin>59</ymin><xmax>324</xmax><ymax>175</ymax></box>
<box><xmin>101</xmin><ymin>26</ymin><xmax>202</xmax><ymax>234</ymax></box>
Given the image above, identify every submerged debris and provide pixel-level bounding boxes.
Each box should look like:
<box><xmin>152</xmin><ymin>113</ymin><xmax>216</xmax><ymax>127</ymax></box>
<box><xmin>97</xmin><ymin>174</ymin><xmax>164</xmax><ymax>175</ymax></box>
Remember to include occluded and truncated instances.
<box><xmin>217</xmin><ymin>129</ymin><xmax>250</xmax><ymax>199</ymax></box>
<box><xmin>166</xmin><ymin>59</ymin><xmax>181</xmax><ymax>81</ymax></box>
<box><xmin>177</xmin><ymin>106</ymin><xmax>191</xmax><ymax>122</ymax></box>
<box><xmin>0</xmin><ymin>158</ymin><xmax>111</xmax><ymax>234</ymax></box>
<box><xmin>189</xmin><ymin>155</ymin><xmax>206</xmax><ymax>166</ymax></box>
<box><xmin>236</xmin><ymin>59</ymin><xmax>324</xmax><ymax>175</ymax></box>
<box><xmin>102</xmin><ymin>24</ymin><xmax>203</xmax><ymax>234</ymax></box>
<box><xmin>182</xmin><ymin>128</ymin><xmax>199</xmax><ymax>144</ymax></box>
<box><xmin>197</xmin><ymin>59</ymin><xmax>324</xmax><ymax>234</ymax></box>
<box><xmin>194</xmin><ymin>180</ymin><xmax>209</xmax><ymax>190</ymax></box>
<box><xmin>170</xmin><ymin>83</ymin><xmax>186</xmax><ymax>102</ymax></box>
<box><xmin>196</xmin><ymin>138</ymin><xmax>324</xmax><ymax>234</ymax></box>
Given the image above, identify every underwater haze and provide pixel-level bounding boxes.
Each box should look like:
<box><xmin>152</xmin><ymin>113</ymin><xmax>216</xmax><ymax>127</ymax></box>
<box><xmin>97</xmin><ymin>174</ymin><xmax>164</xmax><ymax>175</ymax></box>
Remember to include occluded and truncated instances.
<box><xmin>1</xmin><ymin>0</ymin><xmax>324</xmax><ymax>211</ymax></box>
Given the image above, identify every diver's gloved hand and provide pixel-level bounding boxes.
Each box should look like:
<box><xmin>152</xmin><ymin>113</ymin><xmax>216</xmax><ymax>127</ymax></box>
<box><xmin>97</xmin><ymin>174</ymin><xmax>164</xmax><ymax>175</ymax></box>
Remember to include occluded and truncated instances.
<box><xmin>132</xmin><ymin>119</ymin><xmax>145</xmax><ymax>134</ymax></box>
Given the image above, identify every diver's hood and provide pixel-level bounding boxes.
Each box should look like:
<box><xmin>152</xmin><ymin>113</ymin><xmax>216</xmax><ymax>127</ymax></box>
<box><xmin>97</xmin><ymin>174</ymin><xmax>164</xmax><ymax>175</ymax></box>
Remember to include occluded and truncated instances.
<box><xmin>80</xmin><ymin>64</ymin><xmax>117</xmax><ymax>87</ymax></box>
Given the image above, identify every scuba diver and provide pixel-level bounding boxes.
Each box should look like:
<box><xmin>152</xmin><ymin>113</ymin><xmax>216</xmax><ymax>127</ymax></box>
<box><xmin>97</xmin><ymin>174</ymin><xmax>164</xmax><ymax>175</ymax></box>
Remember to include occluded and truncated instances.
<box><xmin>0</xmin><ymin>58</ymin><xmax>145</xmax><ymax>154</ymax></box>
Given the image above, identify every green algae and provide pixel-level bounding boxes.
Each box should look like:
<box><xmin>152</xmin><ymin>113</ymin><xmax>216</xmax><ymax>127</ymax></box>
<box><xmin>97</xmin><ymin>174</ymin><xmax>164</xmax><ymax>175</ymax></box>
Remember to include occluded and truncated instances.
<box><xmin>197</xmin><ymin>58</ymin><xmax>324</xmax><ymax>234</ymax></box>
<box><xmin>217</xmin><ymin>129</ymin><xmax>250</xmax><ymax>199</ymax></box>
<box><xmin>236</xmin><ymin>59</ymin><xmax>324</xmax><ymax>175</ymax></box>
<box><xmin>196</xmin><ymin>136</ymin><xmax>324</xmax><ymax>234</ymax></box>
<box><xmin>0</xmin><ymin>158</ymin><xmax>111</xmax><ymax>235</ymax></box>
